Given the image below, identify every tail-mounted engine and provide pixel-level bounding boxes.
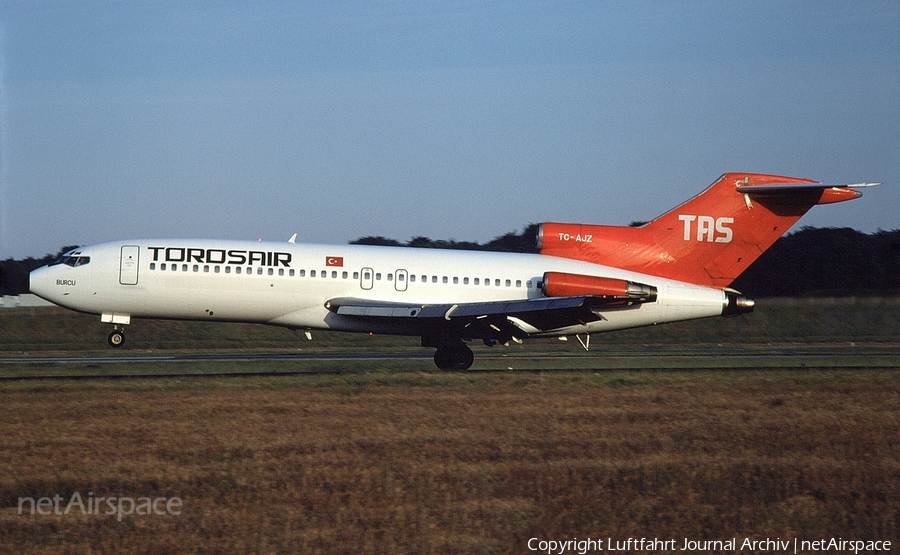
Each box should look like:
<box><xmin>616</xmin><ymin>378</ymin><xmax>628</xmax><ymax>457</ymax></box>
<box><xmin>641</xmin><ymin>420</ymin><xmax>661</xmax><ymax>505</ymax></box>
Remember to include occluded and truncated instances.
<box><xmin>722</xmin><ymin>289</ymin><xmax>755</xmax><ymax>316</ymax></box>
<box><xmin>542</xmin><ymin>271</ymin><xmax>657</xmax><ymax>304</ymax></box>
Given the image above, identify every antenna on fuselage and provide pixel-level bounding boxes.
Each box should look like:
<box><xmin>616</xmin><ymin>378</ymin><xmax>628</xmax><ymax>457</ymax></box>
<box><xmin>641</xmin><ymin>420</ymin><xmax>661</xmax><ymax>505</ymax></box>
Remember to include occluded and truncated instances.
<box><xmin>288</xmin><ymin>233</ymin><xmax>297</xmax><ymax>244</ymax></box>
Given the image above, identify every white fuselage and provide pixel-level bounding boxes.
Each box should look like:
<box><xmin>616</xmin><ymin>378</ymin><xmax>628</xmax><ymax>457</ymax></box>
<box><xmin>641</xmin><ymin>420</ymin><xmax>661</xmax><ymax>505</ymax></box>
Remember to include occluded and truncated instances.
<box><xmin>29</xmin><ymin>239</ymin><xmax>729</xmax><ymax>338</ymax></box>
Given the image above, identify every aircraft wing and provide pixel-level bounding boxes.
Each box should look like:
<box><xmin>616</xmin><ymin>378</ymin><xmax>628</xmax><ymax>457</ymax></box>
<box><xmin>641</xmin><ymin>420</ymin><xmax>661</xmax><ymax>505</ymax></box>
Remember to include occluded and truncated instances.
<box><xmin>325</xmin><ymin>295</ymin><xmax>634</xmax><ymax>342</ymax></box>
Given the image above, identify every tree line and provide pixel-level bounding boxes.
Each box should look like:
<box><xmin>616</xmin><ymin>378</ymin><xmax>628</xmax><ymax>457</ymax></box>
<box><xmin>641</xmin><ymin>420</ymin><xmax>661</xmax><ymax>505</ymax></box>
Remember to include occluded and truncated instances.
<box><xmin>2</xmin><ymin>228</ymin><xmax>898</xmax><ymax>298</ymax></box>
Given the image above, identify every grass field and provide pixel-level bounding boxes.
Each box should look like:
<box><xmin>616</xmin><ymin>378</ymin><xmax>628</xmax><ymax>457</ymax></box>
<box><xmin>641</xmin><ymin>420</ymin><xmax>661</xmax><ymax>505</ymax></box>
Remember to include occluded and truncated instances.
<box><xmin>3</xmin><ymin>297</ymin><xmax>900</xmax><ymax>355</ymax></box>
<box><xmin>1</xmin><ymin>298</ymin><xmax>899</xmax><ymax>553</ymax></box>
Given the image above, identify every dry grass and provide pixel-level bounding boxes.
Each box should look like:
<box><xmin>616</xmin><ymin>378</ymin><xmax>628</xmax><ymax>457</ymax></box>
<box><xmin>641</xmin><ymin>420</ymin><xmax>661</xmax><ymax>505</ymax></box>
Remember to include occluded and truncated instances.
<box><xmin>1</xmin><ymin>370</ymin><xmax>898</xmax><ymax>554</ymax></box>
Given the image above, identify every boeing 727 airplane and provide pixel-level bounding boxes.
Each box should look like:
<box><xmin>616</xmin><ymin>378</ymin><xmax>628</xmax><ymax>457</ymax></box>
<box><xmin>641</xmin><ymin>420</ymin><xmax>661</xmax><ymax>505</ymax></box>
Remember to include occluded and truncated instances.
<box><xmin>29</xmin><ymin>173</ymin><xmax>878</xmax><ymax>370</ymax></box>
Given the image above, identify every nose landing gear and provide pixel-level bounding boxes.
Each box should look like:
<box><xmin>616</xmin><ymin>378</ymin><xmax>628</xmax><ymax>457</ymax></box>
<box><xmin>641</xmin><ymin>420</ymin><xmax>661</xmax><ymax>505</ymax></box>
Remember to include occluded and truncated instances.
<box><xmin>101</xmin><ymin>314</ymin><xmax>131</xmax><ymax>348</ymax></box>
<box><xmin>108</xmin><ymin>327</ymin><xmax>125</xmax><ymax>348</ymax></box>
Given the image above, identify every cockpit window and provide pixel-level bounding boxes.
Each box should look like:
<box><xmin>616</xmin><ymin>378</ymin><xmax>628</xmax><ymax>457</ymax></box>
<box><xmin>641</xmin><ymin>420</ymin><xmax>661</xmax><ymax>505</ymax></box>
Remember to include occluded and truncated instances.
<box><xmin>51</xmin><ymin>251</ymin><xmax>90</xmax><ymax>267</ymax></box>
<box><xmin>51</xmin><ymin>250</ymin><xmax>78</xmax><ymax>266</ymax></box>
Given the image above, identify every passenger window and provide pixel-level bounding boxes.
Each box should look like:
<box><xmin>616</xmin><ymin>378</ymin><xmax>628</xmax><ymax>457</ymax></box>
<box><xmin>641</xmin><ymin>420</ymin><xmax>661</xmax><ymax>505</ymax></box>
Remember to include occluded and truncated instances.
<box><xmin>387</xmin><ymin>274</ymin><xmax>393</xmax><ymax>281</ymax></box>
<box><xmin>516</xmin><ymin>280</ymin><xmax>521</xmax><ymax>287</ymax></box>
<box><xmin>160</xmin><ymin>263</ymin><xmax>166</xmax><ymax>271</ymax></box>
<box><xmin>332</xmin><ymin>271</ymin><xmax>337</xmax><ymax>278</ymax></box>
<box><xmin>150</xmin><ymin>263</ymin><xmax>156</xmax><ymax>270</ymax></box>
<box><xmin>204</xmin><ymin>265</ymin><xmax>210</xmax><ymax>273</ymax></box>
<box><xmin>505</xmin><ymin>279</ymin><xmax>511</xmax><ymax>287</ymax></box>
<box><xmin>410</xmin><ymin>275</ymin><xmax>416</xmax><ymax>282</ymax></box>
<box><xmin>289</xmin><ymin>269</ymin><xmax>295</xmax><ymax>277</ymax></box>
<box><xmin>236</xmin><ymin>267</ymin><xmax>242</xmax><ymax>275</ymax></box>
<box><xmin>432</xmin><ymin>276</ymin><xmax>437</xmax><ymax>283</ymax></box>
<box><xmin>182</xmin><ymin>264</ymin><xmax>189</xmax><ymax>272</ymax></box>
<box><xmin>300</xmin><ymin>270</ymin><xmax>306</xmax><ymax>277</ymax></box>
<box><xmin>463</xmin><ymin>277</ymin><xmax>469</xmax><ymax>285</ymax></box>
<box><xmin>354</xmin><ymin>272</ymin><xmax>360</xmax><ymax>279</ymax></box>
<box><xmin>215</xmin><ymin>266</ymin><xmax>220</xmax><ymax>273</ymax></box>
<box><xmin>442</xmin><ymin>276</ymin><xmax>448</xmax><ymax>284</ymax></box>
<box><xmin>321</xmin><ymin>271</ymin><xmax>327</xmax><ymax>278</ymax></box>
<box><xmin>311</xmin><ymin>270</ymin><xmax>317</xmax><ymax>277</ymax></box>
<box><xmin>495</xmin><ymin>279</ymin><xmax>501</xmax><ymax>287</ymax></box>
<box><xmin>474</xmin><ymin>278</ymin><xmax>479</xmax><ymax>285</ymax></box>
<box><xmin>268</xmin><ymin>268</ymin><xmax>274</xmax><ymax>276</ymax></box>
<box><xmin>278</xmin><ymin>269</ymin><xmax>284</xmax><ymax>276</ymax></box>
<box><xmin>375</xmin><ymin>273</ymin><xmax>382</xmax><ymax>280</ymax></box>
<box><xmin>225</xmin><ymin>266</ymin><xmax>231</xmax><ymax>274</ymax></box>
<box><xmin>342</xmin><ymin>271</ymin><xmax>348</xmax><ymax>279</ymax></box>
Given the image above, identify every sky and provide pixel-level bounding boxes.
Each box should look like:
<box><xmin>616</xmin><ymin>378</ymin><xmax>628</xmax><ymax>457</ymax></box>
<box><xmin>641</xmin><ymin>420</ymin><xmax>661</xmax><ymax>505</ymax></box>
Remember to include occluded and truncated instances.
<box><xmin>1</xmin><ymin>0</ymin><xmax>898</xmax><ymax>259</ymax></box>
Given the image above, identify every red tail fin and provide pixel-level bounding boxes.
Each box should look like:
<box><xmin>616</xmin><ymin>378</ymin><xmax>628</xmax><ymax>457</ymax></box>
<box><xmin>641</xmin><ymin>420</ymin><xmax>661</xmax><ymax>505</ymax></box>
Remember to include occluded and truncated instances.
<box><xmin>539</xmin><ymin>173</ymin><xmax>871</xmax><ymax>287</ymax></box>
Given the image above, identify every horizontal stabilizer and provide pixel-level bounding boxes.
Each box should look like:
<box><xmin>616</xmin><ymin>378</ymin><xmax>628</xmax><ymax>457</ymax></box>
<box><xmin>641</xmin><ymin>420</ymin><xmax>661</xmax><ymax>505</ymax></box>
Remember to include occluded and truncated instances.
<box><xmin>736</xmin><ymin>182</ymin><xmax>881</xmax><ymax>193</ymax></box>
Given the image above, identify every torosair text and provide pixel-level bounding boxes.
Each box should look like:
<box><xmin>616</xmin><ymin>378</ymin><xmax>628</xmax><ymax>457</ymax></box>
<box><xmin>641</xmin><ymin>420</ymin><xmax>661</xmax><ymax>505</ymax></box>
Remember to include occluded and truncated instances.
<box><xmin>148</xmin><ymin>247</ymin><xmax>292</xmax><ymax>267</ymax></box>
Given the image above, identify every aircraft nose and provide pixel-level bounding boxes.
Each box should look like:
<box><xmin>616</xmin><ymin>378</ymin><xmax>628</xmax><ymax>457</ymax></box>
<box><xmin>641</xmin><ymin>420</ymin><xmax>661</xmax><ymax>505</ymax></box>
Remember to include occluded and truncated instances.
<box><xmin>29</xmin><ymin>265</ymin><xmax>53</xmax><ymax>302</ymax></box>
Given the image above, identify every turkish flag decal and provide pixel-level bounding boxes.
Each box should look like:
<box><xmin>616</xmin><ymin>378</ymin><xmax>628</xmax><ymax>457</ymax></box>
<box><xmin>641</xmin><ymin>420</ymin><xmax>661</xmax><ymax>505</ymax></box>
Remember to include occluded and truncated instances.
<box><xmin>326</xmin><ymin>256</ymin><xmax>344</xmax><ymax>267</ymax></box>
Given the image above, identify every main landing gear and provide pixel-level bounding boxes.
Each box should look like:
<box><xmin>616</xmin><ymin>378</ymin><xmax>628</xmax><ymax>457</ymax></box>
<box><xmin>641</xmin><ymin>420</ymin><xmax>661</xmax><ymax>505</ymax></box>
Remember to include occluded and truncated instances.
<box><xmin>433</xmin><ymin>343</ymin><xmax>474</xmax><ymax>371</ymax></box>
<box><xmin>108</xmin><ymin>327</ymin><xmax>125</xmax><ymax>348</ymax></box>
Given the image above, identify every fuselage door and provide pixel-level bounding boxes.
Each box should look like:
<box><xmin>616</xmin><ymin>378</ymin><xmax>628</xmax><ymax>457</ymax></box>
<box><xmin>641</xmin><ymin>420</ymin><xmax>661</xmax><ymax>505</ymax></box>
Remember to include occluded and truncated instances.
<box><xmin>119</xmin><ymin>245</ymin><xmax>140</xmax><ymax>285</ymax></box>
<box><xmin>394</xmin><ymin>269</ymin><xmax>408</xmax><ymax>292</ymax></box>
<box><xmin>360</xmin><ymin>267</ymin><xmax>374</xmax><ymax>290</ymax></box>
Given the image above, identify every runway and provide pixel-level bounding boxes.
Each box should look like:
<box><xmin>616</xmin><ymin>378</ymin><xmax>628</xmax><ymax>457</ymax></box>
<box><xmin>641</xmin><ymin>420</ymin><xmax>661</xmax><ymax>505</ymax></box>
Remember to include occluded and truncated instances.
<box><xmin>0</xmin><ymin>351</ymin><xmax>434</xmax><ymax>365</ymax></box>
<box><xmin>2</xmin><ymin>345</ymin><xmax>899</xmax><ymax>381</ymax></box>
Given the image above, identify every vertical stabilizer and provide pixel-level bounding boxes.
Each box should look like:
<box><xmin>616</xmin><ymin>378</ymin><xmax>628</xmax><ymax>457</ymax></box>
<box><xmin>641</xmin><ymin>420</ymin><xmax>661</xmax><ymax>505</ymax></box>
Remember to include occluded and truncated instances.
<box><xmin>539</xmin><ymin>173</ymin><xmax>872</xmax><ymax>287</ymax></box>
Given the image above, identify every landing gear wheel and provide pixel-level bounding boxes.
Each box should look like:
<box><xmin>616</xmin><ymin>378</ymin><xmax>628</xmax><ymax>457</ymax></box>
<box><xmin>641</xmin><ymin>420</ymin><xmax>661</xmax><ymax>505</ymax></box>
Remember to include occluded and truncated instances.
<box><xmin>433</xmin><ymin>344</ymin><xmax>474</xmax><ymax>371</ymax></box>
<box><xmin>108</xmin><ymin>330</ymin><xmax>125</xmax><ymax>348</ymax></box>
